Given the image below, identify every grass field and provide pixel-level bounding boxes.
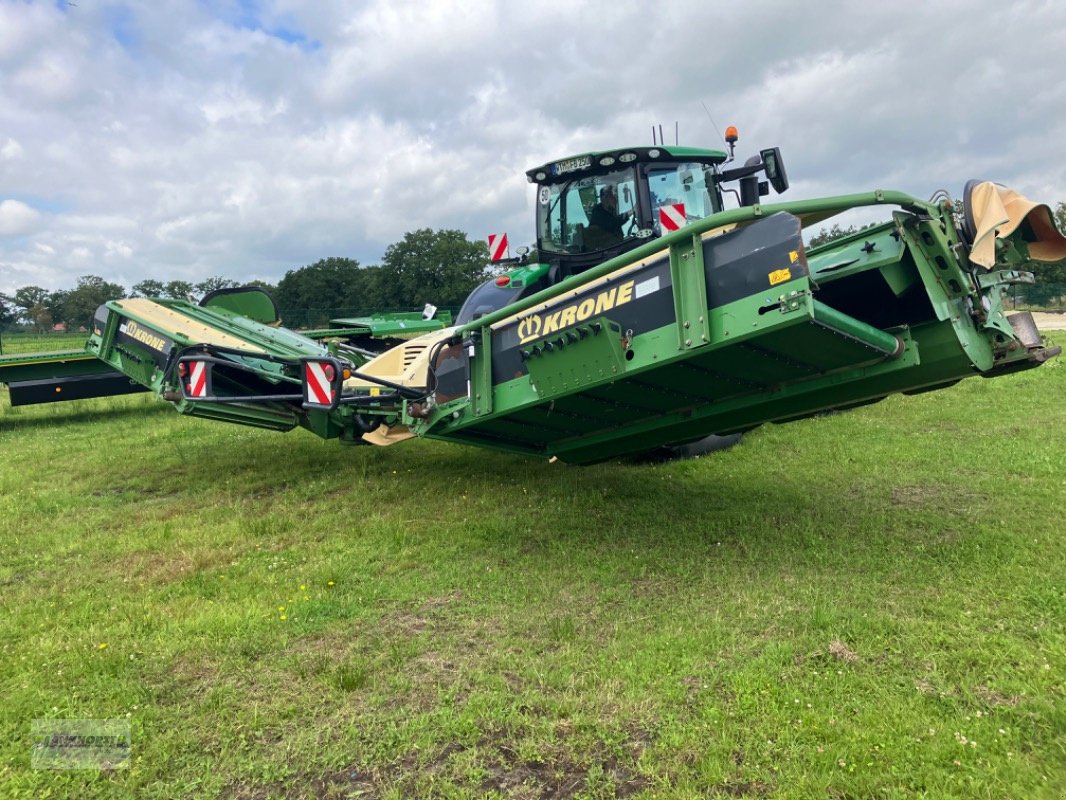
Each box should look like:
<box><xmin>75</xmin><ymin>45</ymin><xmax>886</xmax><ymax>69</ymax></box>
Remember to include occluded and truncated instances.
<box><xmin>0</xmin><ymin>332</ymin><xmax>89</xmax><ymax>356</ymax></box>
<box><xmin>0</xmin><ymin>347</ymin><xmax>1063</xmax><ymax>799</ymax></box>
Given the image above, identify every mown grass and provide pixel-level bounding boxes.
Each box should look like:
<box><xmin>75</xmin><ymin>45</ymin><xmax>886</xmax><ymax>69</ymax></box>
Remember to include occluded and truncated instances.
<box><xmin>0</xmin><ymin>332</ymin><xmax>89</xmax><ymax>356</ymax></box>
<box><xmin>0</xmin><ymin>347</ymin><xmax>1063</xmax><ymax>799</ymax></box>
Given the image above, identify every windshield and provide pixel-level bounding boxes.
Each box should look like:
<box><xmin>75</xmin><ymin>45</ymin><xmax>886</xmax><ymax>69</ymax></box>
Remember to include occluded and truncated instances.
<box><xmin>537</xmin><ymin>166</ymin><xmax>638</xmax><ymax>254</ymax></box>
<box><xmin>647</xmin><ymin>163</ymin><xmax>719</xmax><ymax>232</ymax></box>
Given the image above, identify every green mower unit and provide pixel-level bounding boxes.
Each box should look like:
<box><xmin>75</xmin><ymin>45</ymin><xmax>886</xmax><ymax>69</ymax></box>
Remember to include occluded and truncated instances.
<box><xmin>82</xmin><ymin>135</ymin><xmax>1064</xmax><ymax>463</ymax></box>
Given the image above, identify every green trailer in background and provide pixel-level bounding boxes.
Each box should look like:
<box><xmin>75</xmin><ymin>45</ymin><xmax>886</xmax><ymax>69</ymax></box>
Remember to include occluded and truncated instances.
<box><xmin>73</xmin><ymin>136</ymin><xmax>1066</xmax><ymax>462</ymax></box>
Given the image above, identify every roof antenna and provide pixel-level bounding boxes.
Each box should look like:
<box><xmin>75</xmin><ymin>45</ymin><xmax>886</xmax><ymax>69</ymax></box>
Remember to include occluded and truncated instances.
<box><xmin>659</xmin><ymin>124</ymin><xmax>664</xmax><ymax>147</ymax></box>
<box><xmin>700</xmin><ymin>101</ymin><xmax>726</xmax><ymax>148</ymax></box>
<box><xmin>675</xmin><ymin>121</ymin><xmax>679</xmax><ymax>146</ymax></box>
<box><xmin>651</xmin><ymin>125</ymin><xmax>657</xmax><ymax>146</ymax></box>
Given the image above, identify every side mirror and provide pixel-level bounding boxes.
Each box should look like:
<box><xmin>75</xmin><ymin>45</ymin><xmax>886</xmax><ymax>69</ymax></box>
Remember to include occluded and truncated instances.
<box><xmin>760</xmin><ymin>147</ymin><xmax>789</xmax><ymax>194</ymax></box>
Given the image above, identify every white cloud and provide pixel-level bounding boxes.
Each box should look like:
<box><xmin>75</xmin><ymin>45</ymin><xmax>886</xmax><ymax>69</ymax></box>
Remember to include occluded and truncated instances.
<box><xmin>0</xmin><ymin>137</ymin><xmax>22</xmax><ymax>160</ymax></box>
<box><xmin>105</xmin><ymin>240</ymin><xmax>134</xmax><ymax>259</ymax></box>
<box><xmin>0</xmin><ymin>200</ymin><xmax>41</xmax><ymax>236</ymax></box>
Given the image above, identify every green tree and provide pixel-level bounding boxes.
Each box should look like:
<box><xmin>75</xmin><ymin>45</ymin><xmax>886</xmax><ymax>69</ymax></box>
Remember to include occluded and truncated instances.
<box><xmin>378</xmin><ymin>229</ymin><xmax>489</xmax><ymax>308</ymax></box>
<box><xmin>244</xmin><ymin>279</ymin><xmax>278</xmax><ymax>297</ymax></box>
<box><xmin>13</xmin><ymin>286</ymin><xmax>49</xmax><ymax>312</ymax></box>
<box><xmin>0</xmin><ymin>294</ymin><xmax>16</xmax><ymax>329</ymax></box>
<box><xmin>13</xmin><ymin>286</ymin><xmax>54</xmax><ymax>331</ymax></box>
<box><xmin>45</xmin><ymin>290</ymin><xmax>67</xmax><ymax>329</ymax></box>
<box><xmin>27</xmin><ymin>303</ymin><xmax>53</xmax><ymax>332</ymax></box>
<box><xmin>808</xmin><ymin>223</ymin><xmax>861</xmax><ymax>248</ymax></box>
<box><xmin>131</xmin><ymin>279</ymin><xmax>166</xmax><ymax>298</ymax></box>
<box><xmin>163</xmin><ymin>280</ymin><xmax>195</xmax><ymax>301</ymax></box>
<box><xmin>274</xmin><ymin>257</ymin><xmax>371</xmax><ymax>323</ymax></box>
<box><xmin>62</xmin><ymin>275</ymin><xmax>126</xmax><ymax>330</ymax></box>
<box><xmin>195</xmin><ymin>276</ymin><xmax>238</xmax><ymax>297</ymax></box>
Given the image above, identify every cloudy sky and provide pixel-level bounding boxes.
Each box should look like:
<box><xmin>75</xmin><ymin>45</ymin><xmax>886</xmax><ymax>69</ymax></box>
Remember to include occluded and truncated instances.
<box><xmin>1</xmin><ymin>0</ymin><xmax>1064</xmax><ymax>294</ymax></box>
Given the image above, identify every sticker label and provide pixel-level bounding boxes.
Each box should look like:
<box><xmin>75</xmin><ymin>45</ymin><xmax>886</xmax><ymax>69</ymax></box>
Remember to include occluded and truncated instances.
<box><xmin>768</xmin><ymin>268</ymin><xmax>792</xmax><ymax>286</ymax></box>
<box><xmin>634</xmin><ymin>276</ymin><xmax>660</xmax><ymax>299</ymax></box>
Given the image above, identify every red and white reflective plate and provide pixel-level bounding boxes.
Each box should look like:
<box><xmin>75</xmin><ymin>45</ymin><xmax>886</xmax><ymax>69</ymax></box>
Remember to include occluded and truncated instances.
<box><xmin>187</xmin><ymin>361</ymin><xmax>208</xmax><ymax>398</ymax></box>
<box><xmin>304</xmin><ymin>361</ymin><xmax>334</xmax><ymax>406</ymax></box>
<box><xmin>487</xmin><ymin>232</ymin><xmax>509</xmax><ymax>262</ymax></box>
<box><xmin>659</xmin><ymin>203</ymin><xmax>686</xmax><ymax>232</ymax></box>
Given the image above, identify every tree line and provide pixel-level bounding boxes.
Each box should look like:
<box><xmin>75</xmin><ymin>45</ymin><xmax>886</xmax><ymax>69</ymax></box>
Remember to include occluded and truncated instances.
<box><xmin>0</xmin><ymin>228</ymin><xmax>489</xmax><ymax>332</ymax></box>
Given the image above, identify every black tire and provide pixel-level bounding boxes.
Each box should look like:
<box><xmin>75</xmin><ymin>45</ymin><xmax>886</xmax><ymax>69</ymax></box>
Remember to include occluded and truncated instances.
<box><xmin>628</xmin><ymin>432</ymin><xmax>744</xmax><ymax>463</ymax></box>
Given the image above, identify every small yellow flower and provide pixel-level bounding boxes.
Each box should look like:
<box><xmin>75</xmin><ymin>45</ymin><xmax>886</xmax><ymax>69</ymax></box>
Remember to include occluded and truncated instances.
<box><xmin>327</xmin><ymin>581</ymin><xmax>335</xmax><ymax>587</ymax></box>
<box><xmin>280</xmin><ymin>615</ymin><xmax>287</xmax><ymax>621</ymax></box>
<box><xmin>278</xmin><ymin>606</ymin><xmax>285</xmax><ymax>612</ymax></box>
<box><xmin>300</xmin><ymin>585</ymin><xmax>306</xmax><ymax>591</ymax></box>
<box><xmin>98</xmin><ymin>643</ymin><xmax>108</xmax><ymax>650</ymax></box>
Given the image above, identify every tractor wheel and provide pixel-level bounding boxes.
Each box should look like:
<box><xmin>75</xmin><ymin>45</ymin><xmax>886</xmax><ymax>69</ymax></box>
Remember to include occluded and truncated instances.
<box><xmin>628</xmin><ymin>432</ymin><xmax>744</xmax><ymax>463</ymax></box>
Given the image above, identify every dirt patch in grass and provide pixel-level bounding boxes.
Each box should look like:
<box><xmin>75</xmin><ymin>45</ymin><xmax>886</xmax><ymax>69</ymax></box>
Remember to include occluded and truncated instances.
<box><xmin>889</xmin><ymin>484</ymin><xmax>980</xmax><ymax>510</ymax></box>
<box><xmin>230</xmin><ymin>724</ymin><xmax>652</xmax><ymax>799</ymax></box>
<box><xmin>889</xmin><ymin>485</ymin><xmax>942</xmax><ymax>507</ymax></box>
<box><xmin>282</xmin><ymin>591</ymin><xmax>511</xmax><ymax>712</ymax></box>
<box><xmin>110</xmin><ymin>546</ymin><xmax>233</xmax><ymax>584</ymax></box>
<box><xmin>974</xmin><ymin>684</ymin><xmax>1022</xmax><ymax>707</ymax></box>
<box><xmin>445</xmin><ymin>723</ymin><xmax>651</xmax><ymax>799</ymax></box>
<box><xmin>916</xmin><ymin>679</ymin><xmax>1022</xmax><ymax>708</ymax></box>
<box><xmin>377</xmin><ymin>590</ymin><xmax>465</xmax><ymax>637</ymax></box>
<box><xmin>828</xmin><ymin>639</ymin><xmax>859</xmax><ymax>663</ymax></box>
<box><xmin>707</xmin><ymin>781</ymin><xmax>774</xmax><ymax>798</ymax></box>
<box><xmin>0</xmin><ymin>571</ymin><xmax>32</xmax><ymax>587</ymax></box>
<box><xmin>285</xmin><ymin>591</ymin><xmax>469</xmax><ymax>662</ymax></box>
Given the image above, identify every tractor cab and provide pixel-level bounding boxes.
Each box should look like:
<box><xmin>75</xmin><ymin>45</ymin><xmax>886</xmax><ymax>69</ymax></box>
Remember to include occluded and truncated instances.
<box><xmin>527</xmin><ymin>146</ymin><xmax>728</xmax><ymax>277</ymax></box>
<box><xmin>526</xmin><ymin>139</ymin><xmax>790</xmax><ymax>281</ymax></box>
<box><xmin>455</xmin><ymin>137</ymin><xmax>790</xmax><ymax>325</ymax></box>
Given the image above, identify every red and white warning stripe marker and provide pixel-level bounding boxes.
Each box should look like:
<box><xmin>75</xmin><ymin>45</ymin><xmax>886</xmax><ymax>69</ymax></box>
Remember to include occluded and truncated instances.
<box><xmin>488</xmin><ymin>232</ymin><xmax>509</xmax><ymax>262</ymax></box>
<box><xmin>659</xmin><ymin>203</ymin><xmax>686</xmax><ymax>232</ymax></box>
<box><xmin>303</xmin><ymin>360</ymin><xmax>337</xmax><ymax>408</ymax></box>
<box><xmin>187</xmin><ymin>360</ymin><xmax>208</xmax><ymax>398</ymax></box>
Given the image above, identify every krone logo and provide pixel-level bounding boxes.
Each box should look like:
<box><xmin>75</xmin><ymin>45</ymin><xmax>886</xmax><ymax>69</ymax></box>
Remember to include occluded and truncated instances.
<box><xmin>124</xmin><ymin>320</ymin><xmax>169</xmax><ymax>353</ymax></box>
<box><xmin>516</xmin><ymin>279</ymin><xmax>635</xmax><ymax>345</ymax></box>
<box><xmin>517</xmin><ymin>315</ymin><xmax>542</xmax><ymax>342</ymax></box>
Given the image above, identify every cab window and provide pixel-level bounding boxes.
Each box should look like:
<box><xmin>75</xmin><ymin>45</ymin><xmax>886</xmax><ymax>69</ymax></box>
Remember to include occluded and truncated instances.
<box><xmin>647</xmin><ymin>164</ymin><xmax>719</xmax><ymax>233</ymax></box>
<box><xmin>537</xmin><ymin>167</ymin><xmax>638</xmax><ymax>254</ymax></box>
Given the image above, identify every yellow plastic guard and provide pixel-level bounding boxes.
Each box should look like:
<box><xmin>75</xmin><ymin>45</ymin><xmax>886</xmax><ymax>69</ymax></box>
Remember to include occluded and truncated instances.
<box><xmin>343</xmin><ymin>327</ymin><xmax>456</xmax><ymax>390</ymax></box>
<box><xmin>968</xmin><ymin>182</ymin><xmax>1066</xmax><ymax>268</ymax></box>
<box><xmin>361</xmin><ymin>423</ymin><xmax>416</xmax><ymax>446</ymax></box>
